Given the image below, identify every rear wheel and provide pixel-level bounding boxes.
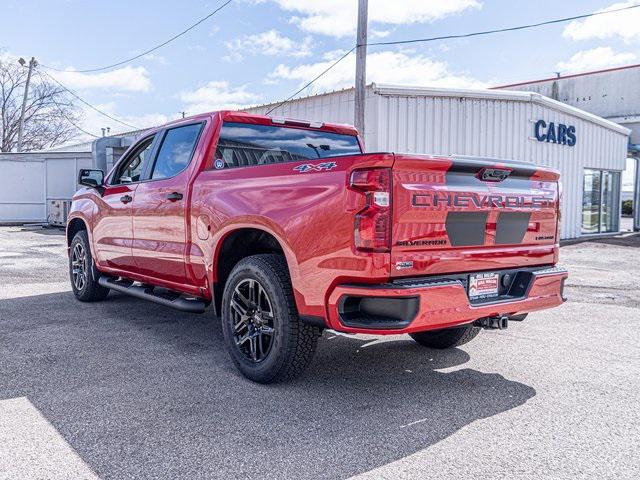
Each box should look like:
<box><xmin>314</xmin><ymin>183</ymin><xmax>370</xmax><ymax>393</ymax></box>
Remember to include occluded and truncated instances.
<box><xmin>69</xmin><ymin>230</ymin><xmax>109</xmax><ymax>302</ymax></box>
<box><xmin>221</xmin><ymin>254</ymin><xmax>321</xmax><ymax>383</ymax></box>
<box><xmin>410</xmin><ymin>324</ymin><xmax>480</xmax><ymax>349</ymax></box>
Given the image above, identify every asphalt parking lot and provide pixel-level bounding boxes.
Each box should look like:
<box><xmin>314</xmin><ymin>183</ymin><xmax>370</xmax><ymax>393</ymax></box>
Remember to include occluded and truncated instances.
<box><xmin>0</xmin><ymin>226</ymin><xmax>639</xmax><ymax>480</ymax></box>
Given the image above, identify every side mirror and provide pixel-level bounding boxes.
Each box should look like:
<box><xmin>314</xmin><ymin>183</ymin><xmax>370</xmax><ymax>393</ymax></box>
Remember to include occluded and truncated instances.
<box><xmin>78</xmin><ymin>169</ymin><xmax>104</xmax><ymax>190</ymax></box>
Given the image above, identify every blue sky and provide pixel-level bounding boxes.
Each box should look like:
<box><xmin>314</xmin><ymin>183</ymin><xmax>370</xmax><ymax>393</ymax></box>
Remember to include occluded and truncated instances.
<box><xmin>2</xmin><ymin>0</ymin><xmax>640</xmax><ymax>144</ymax></box>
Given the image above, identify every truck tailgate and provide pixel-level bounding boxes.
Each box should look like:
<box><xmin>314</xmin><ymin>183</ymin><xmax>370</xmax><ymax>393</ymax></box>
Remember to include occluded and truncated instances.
<box><xmin>391</xmin><ymin>154</ymin><xmax>560</xmax><ymax>277</ymax></box>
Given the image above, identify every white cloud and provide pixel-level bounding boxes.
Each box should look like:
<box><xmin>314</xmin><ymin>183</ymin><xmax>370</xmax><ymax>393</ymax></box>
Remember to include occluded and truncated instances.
<box><xmin>52</xmin><ymin>66</ymin><xmax>152</xmax><ymax>92</ymax></box>
<box><xmin>224</xmin><ymin>30</ymin><xmax>312</xmax><ymax>61</ymax></box>
<box><xmin>142</xmin><ymin>53</ymin><xmax>168</xmax><ymax>65</ymax></box>
<box><xmin>268</xmin><ymin>50</ymin><xmax>487</xmax><ymax>93</ymax></box>
<box><xmin>178</xmin><ymin>80</ymin><xmax>261</xmax><ymax>113</ymax></box>
<box><xmin>557</xmin><ymin>47</ymin><xmax>637</xmax><ymax>74</ymax></box>
<box><xmin>63</xmin><ymin>102</ymin><xmax>170</xmax><ymax>145</ymax></box>
<box><xmin>1</xmin><ymin>51</ymin><xmax>151</xmax><ymax>93</ymax></box>
<box><xmin>371</xmin><ymin>30</ymin><xmax>392</xmax><ymax>39</ymax></box>
<box><xmin>260</xmin><ymin>0</ymin><xmax>481</xmax><ymax>37</ymax></box>
<box><xmin>563</xmin><ymin>1</ymin><xmax>640</xmax><ymax>43</ymax></box>
<box><xmin>80</xmin><ymin>102</ymin><xmax>168</xmax><ymax>136</ymax></box>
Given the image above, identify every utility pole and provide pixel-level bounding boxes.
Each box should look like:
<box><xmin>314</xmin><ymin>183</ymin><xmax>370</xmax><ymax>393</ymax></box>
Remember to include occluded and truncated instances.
<box><xmin>17</xmin><ymin>57</ymin><xmax>37</xmax><ymax>153</ymax></box>
<box><xmin>354</xmin><ymin>0</ymin><xmax>368</xmax><ymax>141</ymax></box>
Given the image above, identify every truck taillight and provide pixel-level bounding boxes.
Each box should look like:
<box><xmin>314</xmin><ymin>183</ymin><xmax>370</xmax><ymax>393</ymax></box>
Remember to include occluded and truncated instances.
<box><xmin>350</xmin><ymin>168</ymin><xmax>392</xmax><ymax>252</ymax></box>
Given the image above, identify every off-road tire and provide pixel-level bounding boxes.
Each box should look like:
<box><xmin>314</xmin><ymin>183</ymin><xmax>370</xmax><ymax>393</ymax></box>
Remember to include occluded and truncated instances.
<box><xmin>69</xmin><ymin>230</ymin><xmax>110</xmax><ymax>302</ymax></box>
<box><xmin>409</xmin><ymin>324</ymin><xmax>480</xmax><ymax>349</ymax></box>
<box><xmin>221</xmin><ymin>254</ymin><xmax>321</xmax><ymax>383</ymax></box>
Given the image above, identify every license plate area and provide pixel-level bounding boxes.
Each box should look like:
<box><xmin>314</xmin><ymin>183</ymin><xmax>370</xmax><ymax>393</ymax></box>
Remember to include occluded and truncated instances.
<box><xmin>468</xmin><ymin>272</ymin><xmax>500</xmax><ymax>300</ymax></box>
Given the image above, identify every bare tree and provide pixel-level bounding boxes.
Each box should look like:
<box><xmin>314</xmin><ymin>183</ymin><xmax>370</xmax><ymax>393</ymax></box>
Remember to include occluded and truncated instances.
<box><xmin>0</xmin><ymin>58</ymin><xmax>81</xmax><ymax>152</ymax></box>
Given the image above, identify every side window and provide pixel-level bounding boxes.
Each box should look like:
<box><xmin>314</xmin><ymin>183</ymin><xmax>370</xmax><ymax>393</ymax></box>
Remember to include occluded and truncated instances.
<box><xmin>113</xmin><ymin>136</ymin><xmax>155</xmax><ymax>184</ymax></box>
<box><xmin>150</xmin><ymin>123</ymin><xmax>203</xmax><ymax>180</ymax></box>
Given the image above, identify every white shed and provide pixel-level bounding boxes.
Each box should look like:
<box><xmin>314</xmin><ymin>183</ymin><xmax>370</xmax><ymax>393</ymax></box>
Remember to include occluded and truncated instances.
<box><xmin>0</xmin><ymin>151</ymin><xmax>93</xmax><ymax>224</ymax></box>
<box><xmin>247</xmin><ymin>84</ymin><xmax>630</xmax><ymax>240</ymax></box>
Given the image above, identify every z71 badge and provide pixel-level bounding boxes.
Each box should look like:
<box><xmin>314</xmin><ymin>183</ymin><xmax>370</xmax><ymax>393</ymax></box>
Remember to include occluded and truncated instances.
<box><xmin>293</xmin><ymin>161</ymin><xmax>337</xmax><ymax>173</ymax></box>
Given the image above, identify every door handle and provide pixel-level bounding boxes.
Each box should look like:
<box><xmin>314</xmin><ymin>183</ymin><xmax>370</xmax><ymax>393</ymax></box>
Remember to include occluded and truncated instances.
<box><xmin>167</xmin><ymin>192</ymin><xmax>183</xmax><ymax>201</ymax></box>
<box><xmin>120</xmin><ymin>194</ymin><xmax>132</xmax><ymax>204</ymax></box>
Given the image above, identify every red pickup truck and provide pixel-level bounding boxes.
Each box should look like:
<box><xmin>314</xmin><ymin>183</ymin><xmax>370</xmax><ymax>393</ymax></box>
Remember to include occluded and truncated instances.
<box><xmin>67</xmin><ymin>111</ymin><xmax>567</xmax><ymax>383</ymax></box>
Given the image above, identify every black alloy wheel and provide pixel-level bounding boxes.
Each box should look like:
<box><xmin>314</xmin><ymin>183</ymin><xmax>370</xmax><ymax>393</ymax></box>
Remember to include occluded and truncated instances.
<box><xmin>221</xmin><ymin>254</ymin><xmax>321</xmax><ymax>383</ymax></box>
<box><xmin>71</xmin><ymin>242</ymin><xmax>88</xmax><ymax>291</ymax></box>
<box><xmin>69</xmin><ymin>229</ymin><xmax>110</xmax><ymax>302</ymax></box>
<box><xmin>230</xmin><ymin>278</ymin><xmax>276</xmax><ymax>362</ymax></box>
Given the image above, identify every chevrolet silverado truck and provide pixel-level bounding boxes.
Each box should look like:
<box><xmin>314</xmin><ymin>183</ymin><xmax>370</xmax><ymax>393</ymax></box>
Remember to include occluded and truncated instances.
<box><xmin>67</xmin><ymin>111</ymin><xmax>568</xmax><ymax>383</ymax></box>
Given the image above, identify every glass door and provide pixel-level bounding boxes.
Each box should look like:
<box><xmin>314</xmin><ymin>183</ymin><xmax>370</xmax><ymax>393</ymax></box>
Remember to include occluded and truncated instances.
<box><xmin>582</xmin><ymin>169</ymin><xmax>601</xmax><ymax>234</ymax></box>
<box><xmin>582</xmin><ymin>169</ymin><xmax>621</xmax><ymax>234</ymax></box>
<box><xmin>601</xmin><ymin>171</ymin><xmax>621</xmax><ymax>233</ymax></box>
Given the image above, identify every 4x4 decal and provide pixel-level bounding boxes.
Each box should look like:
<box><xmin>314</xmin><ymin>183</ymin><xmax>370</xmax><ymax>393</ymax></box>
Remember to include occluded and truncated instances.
<box><xmin>293</xmin><ymin>161</ymin><xmax>337</xmax><ymax>173</ymax></box>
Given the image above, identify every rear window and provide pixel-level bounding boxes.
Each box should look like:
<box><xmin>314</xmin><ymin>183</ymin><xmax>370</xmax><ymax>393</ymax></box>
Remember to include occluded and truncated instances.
<box><xmin>215</xmin><ymin>122</ymin><xmax>361</xmax><ymax>169</ymax></box>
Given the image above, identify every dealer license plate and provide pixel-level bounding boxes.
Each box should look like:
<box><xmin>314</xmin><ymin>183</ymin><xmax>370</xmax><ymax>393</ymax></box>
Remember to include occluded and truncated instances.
<box><xmin>468</xmin><ymin>272</ymin><xmax>499</xmax><ymax>300</ymax></box>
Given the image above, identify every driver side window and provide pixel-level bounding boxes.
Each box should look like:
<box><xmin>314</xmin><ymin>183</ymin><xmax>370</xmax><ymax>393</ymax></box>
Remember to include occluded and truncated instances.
<box><xmin>112</xmin><ymin>136</ymin><xmax>155</xmax><ymax>184</ymax></box>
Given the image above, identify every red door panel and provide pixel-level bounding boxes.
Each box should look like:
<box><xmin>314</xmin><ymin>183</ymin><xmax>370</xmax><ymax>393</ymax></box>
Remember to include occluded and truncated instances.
<box><xmin>131</xmin><ymin>175</ymin><xmax>189</xmax><ymax>284</ymax></box>
<box><xmin>92</xmin><ymin>184</ymin><xmax>137</xmax><ymax>270</ymax></box>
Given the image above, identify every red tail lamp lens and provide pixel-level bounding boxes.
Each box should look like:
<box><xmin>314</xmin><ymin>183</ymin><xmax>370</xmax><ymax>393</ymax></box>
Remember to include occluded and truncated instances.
<box><xmin>350</xmin><ymin>168</ymin><xmax>392</xmax><ymax>252</ymax></box>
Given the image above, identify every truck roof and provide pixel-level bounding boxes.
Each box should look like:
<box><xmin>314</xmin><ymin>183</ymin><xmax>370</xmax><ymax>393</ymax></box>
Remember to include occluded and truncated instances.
<box><xmin>143</xmin><ymin>110</ymin><xmax>360</xmax><ymax>137</ymax></box>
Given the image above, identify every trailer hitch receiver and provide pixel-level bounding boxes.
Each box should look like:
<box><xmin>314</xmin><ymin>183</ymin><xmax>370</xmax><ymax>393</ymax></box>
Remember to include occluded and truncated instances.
<box><xmin>474</xmin><ymin>315</ymin><xmax>509</xmax><ymax>330</ymax></box>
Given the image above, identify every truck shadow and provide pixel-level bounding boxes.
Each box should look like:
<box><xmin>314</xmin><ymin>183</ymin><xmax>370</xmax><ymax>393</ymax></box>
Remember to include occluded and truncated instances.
<box><xmin>0</xmin><ymin>291</ymin><xmax>536</xmax><ymax>479</ymax></box>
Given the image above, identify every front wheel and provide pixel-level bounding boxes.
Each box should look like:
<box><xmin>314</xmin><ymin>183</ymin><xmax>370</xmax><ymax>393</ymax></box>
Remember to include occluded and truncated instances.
<box><xmin>221</xmin><ymin>254</ymin><xmax>321</xmax><ymax>383</ymax></box>
<box><xmin>409</xmin><ymin>324</ymin><xmax>480</xmax><ymax>349</ymax></box>
<box><xmin>69</xmin><ymin>230</ymin><xmax>110</xmax><ymax>302</ymax></box>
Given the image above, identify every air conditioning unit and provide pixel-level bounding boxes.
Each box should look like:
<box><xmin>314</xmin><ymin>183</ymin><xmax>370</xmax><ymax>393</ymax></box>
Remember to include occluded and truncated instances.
<box><xmin>47</xmin><ymin>199</ymin><xmax>72</xmax><ymax>227</ymax></box>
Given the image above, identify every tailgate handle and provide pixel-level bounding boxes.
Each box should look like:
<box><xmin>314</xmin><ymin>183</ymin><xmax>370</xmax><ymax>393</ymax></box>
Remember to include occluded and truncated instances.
<box><xmin>478</xmin><ymin>167</ymin><xmax>512</xmax><ymax>182</ymax></box>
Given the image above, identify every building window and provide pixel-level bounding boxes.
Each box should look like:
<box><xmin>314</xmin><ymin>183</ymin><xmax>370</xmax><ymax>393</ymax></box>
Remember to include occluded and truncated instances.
<box><xmin>582</xmin><ymin>169</ymin><xmax>621</xmax><ymax>234</ymax></box>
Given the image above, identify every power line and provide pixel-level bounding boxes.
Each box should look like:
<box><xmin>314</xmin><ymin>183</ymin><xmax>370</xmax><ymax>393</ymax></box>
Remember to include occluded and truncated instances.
<box><xmin>265</xmin><ymin>47</ymin><xmax>356</xmax><ymax>115</ymax></box>
<box><xmin>38</xmin><ymin>70</ymin><xmax>140</xmax><ymax>130</ymax></box>
<box><xmin>366</xmin><ymin>3</ymin><xmax>640</xmax><ymax>47</ymax></box>
<box><xmin>266</xmin><ymin>3</ymin><xmax>640</xmax><ymax>114</ymax></box>
<box><xmin>40</xmin><ymin>0</ymin><xmax>234</xmax><ymax>73</ymax></box>
<box><xmin>59</xmin><ymin>113</ymin><xmax>100</xmax><ymax>138</ymax></box>
<box><xmin>49</xmin><ymin>97</ymin><xmax>100</xmax><ymax>138</ymax></box>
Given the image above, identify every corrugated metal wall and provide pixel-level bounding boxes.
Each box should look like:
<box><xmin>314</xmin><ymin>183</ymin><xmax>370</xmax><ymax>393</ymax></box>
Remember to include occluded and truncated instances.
<box><xmin>499</xmin><ymin>66</ymin><xmax>640</xmax><ymax>119</ymax></box>
<box><xmin>0</xmin><ymin>153</ymin><xmax>93</xmax><ymax>223</ymax></box>
<box><xmin>249</xmin><ymin>86</ymin><xmax>629</xmax><ymax>239</ymax></box>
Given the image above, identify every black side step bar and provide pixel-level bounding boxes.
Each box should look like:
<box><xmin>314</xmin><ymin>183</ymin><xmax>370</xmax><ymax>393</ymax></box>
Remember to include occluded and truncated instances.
<box><xmin>98</xmin><ymin>276</ymin><xmax>206</xmax><ymax>313</ymax></box>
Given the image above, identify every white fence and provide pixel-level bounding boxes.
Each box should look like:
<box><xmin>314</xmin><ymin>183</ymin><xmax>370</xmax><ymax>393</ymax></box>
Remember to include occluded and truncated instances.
<box><xmin>0</xmin><ymin>152</ymin><xmax>93</xmax><ymax>224</ymax></box>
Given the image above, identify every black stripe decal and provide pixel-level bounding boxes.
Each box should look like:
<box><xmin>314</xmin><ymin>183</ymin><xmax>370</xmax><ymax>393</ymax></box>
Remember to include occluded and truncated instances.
<box><xmin>445</xmin><ymin>157</ymin><xmax>537</xmax><ymax>189</ymax></box>
<box><xmin>495</xmin><ymin>212</ymin><xmax>531</xmax><ymax>245</ymax></box>
<box><xmin>445</xmin><ymin>212</ymin><xmax>488</xmax><ymax>246</ymax></box>
<box><xmin>449</xmin><ymin>156</ymin><xmax>538</xmax><ymax>178</ymax></box>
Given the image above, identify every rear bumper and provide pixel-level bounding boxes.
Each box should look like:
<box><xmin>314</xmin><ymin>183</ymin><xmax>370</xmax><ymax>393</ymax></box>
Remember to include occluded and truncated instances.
<box><xmin>326</xmin><ymin>266</ymin><xmax>568</xmax><ymax>334</ymax></box>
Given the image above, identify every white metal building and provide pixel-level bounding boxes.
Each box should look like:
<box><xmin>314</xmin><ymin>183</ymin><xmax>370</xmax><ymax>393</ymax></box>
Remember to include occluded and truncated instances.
<box><xmin>0</xmin><ymin>151</ymin><xmax>93</xmax><ymax>225</ymax></box>
<box><xmin>494</xmin><ymin>64</ymin><xmax>640</xmax><ymax>230</ymax></box>
<box><xmin>0</xmin><ymin>130</ymin><xmax>143</xmax><ymax>225</ymax></box>
<box><xmin>247</xmin><ymin>84</ymin><xmax>630</xmax><ymax>240</ymax></box>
